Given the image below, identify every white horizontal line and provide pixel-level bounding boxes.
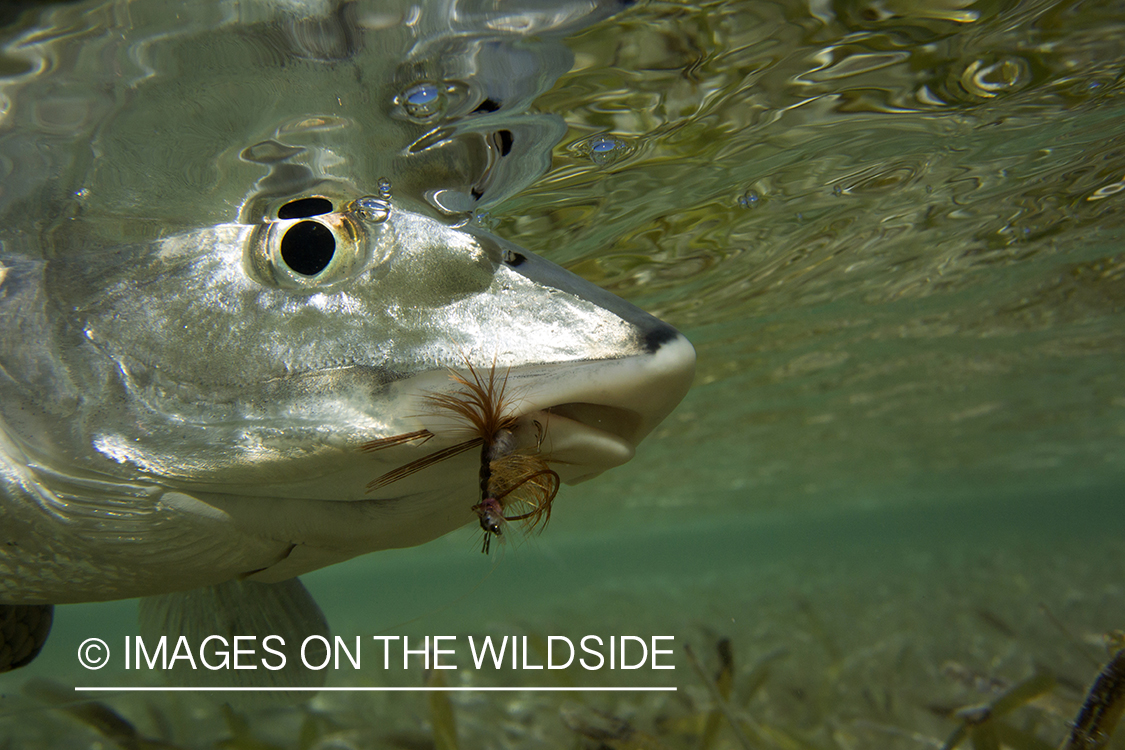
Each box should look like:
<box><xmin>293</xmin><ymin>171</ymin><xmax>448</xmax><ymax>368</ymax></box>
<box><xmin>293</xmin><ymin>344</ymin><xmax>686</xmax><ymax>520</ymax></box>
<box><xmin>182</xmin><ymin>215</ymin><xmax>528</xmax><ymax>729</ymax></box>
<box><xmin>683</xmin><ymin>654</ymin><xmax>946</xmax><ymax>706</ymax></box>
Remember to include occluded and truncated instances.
<box><xmin>75</xmin><ymin>686</ymin><xmax>677</xmax><ymax>692</ymax></box>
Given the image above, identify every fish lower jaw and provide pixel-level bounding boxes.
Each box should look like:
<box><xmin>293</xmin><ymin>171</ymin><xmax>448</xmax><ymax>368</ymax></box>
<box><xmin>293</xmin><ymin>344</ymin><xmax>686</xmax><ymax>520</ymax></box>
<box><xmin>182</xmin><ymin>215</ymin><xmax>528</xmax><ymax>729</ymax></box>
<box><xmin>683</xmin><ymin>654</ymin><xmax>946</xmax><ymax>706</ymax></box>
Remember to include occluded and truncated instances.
<box><xmin>506</xmin><ymin>332</ymin><xmax>696</xmax><ymax>480</ymax></box>
<box><xmin>526</xmin><ymin>409</ymin><xmax>636</xmax><ymax>484</ymax></box>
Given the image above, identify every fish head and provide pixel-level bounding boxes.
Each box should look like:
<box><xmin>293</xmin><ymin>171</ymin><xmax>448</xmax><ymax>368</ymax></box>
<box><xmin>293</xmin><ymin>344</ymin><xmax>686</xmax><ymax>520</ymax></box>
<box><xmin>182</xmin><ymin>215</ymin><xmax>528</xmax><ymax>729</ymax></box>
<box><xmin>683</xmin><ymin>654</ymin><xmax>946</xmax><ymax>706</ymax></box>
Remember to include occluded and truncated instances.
<box><xmin>0</xmin><ymin>0</ymin><xmax>693</xmax><ymax>603</ymax></box>
<box><xmin>2</xmin><ymin>180</ymin><xmax>694</xmax><ymax>599</ymax></box>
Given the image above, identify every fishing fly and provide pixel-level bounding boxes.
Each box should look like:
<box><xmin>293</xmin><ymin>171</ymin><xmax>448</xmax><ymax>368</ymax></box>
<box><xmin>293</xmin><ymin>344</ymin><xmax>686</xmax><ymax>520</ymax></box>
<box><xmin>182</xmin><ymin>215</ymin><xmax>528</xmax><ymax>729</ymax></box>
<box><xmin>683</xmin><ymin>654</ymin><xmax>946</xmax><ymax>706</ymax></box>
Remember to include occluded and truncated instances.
<box><xmin>362</xmin><ymin>360</ymin><xmax>559</xmax><ymax>554</ymax></box>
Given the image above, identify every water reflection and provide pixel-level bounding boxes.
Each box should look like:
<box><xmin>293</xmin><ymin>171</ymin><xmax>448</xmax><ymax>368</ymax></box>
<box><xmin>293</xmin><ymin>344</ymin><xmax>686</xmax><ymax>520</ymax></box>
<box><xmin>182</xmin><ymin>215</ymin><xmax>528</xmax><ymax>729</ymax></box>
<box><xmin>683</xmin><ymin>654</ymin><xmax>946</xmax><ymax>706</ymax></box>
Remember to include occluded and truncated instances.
<box><xmin>0</xmin><ymin>0</ymin><xmax>630</xmax><ymax>236</ymax></box>
<box><xmin>489</xmin><ymin>0</ymin><xmax>1125</xmax><ymax>518</ymax></box>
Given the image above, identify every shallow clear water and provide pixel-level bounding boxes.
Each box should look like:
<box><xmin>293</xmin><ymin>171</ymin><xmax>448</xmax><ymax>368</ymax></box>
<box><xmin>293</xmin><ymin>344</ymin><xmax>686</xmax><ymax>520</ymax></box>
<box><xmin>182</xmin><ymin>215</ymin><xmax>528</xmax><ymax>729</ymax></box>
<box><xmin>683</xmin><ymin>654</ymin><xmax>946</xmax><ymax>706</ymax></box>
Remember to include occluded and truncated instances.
<box><xmin>2</xmin><ymin>0</ymin><xmax>1124</xmax><ymax>748</ymax></box>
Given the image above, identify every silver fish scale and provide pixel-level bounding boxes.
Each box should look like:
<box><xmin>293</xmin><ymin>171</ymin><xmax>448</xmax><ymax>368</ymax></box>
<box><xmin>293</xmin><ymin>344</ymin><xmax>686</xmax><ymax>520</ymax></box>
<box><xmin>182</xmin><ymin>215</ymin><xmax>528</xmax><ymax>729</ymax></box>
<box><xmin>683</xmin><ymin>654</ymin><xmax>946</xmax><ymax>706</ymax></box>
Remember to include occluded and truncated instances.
<box><xmin>0</xmin><ymin>1</ymin><xmax>694</xmax><ymax>615</ymax></box>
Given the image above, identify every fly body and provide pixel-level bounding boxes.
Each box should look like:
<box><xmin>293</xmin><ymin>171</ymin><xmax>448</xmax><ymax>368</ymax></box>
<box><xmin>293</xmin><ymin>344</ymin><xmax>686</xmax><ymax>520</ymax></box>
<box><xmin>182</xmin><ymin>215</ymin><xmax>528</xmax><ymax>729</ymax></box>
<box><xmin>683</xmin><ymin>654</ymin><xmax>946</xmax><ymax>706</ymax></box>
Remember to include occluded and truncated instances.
<box><xmin>365</xmin><ymin>360</ymin><xmax>560</xmax><ymax>553</ymax></box>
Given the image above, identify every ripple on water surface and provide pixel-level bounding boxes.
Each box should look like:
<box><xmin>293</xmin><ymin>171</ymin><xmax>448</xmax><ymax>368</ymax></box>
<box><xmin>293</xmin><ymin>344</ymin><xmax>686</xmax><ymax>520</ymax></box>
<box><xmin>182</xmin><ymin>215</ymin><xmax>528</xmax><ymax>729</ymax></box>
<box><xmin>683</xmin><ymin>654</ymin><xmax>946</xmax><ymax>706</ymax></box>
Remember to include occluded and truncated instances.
<box><xmin>493</xmin><ymin>0</ymin><xmax>1125</xmax><ymax>515</ymax></box>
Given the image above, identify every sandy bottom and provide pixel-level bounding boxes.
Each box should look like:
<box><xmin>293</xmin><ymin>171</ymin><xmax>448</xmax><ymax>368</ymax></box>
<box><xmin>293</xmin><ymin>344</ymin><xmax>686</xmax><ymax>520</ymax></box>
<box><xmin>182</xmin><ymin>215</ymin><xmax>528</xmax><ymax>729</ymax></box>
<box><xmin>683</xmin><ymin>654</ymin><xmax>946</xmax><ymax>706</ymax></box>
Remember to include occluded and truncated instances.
<box><xmin>2</xmin><ymin>489</ymin><xmax>1122</xmax><ymax>749</ymax></box>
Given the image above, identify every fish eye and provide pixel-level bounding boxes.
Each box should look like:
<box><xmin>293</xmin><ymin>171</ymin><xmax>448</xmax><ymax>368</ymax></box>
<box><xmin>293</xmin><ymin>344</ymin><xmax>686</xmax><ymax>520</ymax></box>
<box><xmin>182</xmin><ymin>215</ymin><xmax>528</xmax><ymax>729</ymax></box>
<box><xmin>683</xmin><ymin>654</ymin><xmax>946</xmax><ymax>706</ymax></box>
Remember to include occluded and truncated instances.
<box><xmin>280</xmin><ymin>220</ymin><xmax>336</xmax><ymax>276</ymax></box>
<box><xmin>245</xmin><ymin>191</ymin><xmax>391</xmax><ymax>289</ymax></box>
<box><xmin>277</xmin><ymin>196</ymin><xmax>333</xmax><ymax>219</ymax></box>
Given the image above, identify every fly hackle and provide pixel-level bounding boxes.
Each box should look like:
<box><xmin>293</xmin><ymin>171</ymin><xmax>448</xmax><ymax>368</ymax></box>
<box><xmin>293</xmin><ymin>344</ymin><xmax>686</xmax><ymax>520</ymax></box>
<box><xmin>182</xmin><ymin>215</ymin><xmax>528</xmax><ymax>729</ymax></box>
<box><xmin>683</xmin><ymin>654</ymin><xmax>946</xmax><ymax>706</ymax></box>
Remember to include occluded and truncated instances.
<box><xmin>363</xmin><ymin>355</ymin><xmax>560</xmax><ymax>555</ymax></box>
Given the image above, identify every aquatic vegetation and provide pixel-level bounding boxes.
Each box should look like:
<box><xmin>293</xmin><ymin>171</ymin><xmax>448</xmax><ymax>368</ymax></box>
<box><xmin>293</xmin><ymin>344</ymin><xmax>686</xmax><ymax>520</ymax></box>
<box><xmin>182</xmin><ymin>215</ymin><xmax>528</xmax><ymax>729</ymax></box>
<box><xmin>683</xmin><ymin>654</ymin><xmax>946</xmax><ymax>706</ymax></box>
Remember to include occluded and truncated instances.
<box><xmin>930</xmin><ymin>637</ymin><xmax>1125</xmax><ymax>750</ymax></box>
<box><xmin>1062</xmin><ymin>638</ymin><xmax>1125</xmax><ymax>750</ymax></box>
<box><xmin>561</xmin><ymin>702</ymin><xmax>670</xmax><ymax>750</ymax></box>
<box><xmin>218</xmin><ymin>705</ymin><xmax>286</xmax><ymax>750</ymax></box>
<box><xmin>683</xmin><ymin>641</ymin><xmax>753</xmax><ymax>750</ymax></box>
<box><xmin>426</xmin><ymin>667</ymin><xmax>459</xmax><ymax>750</ymax></box>
<box><xmin>7</xmin><ymin>537</ymin><xmax>1124</xmax><ymax>750</ymax></box>
<box><xmin>24</xmin><ymin>678</ymin><xmax>184</xmax><ymax>750</ymax></box>
<box><xmin>938</xmin><ymin>671</ymin><xmax>1057</xmax><ymax>750</ymax></box>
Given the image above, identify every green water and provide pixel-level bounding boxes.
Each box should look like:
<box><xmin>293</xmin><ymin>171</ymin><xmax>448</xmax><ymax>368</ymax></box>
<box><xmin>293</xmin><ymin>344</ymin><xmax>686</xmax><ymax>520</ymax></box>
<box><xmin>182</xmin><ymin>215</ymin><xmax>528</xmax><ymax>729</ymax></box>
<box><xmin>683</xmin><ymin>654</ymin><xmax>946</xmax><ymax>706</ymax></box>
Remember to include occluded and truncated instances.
<box><xmin>519</xmin><ymin>0</ymin><xmax>1125</xmax><ymax>522</ymax></box>
<box><xmin>3</xmin><ymin>0</ymin><xmax>1125</xmax><ymax>747</ymax></box>
<box><xmin>7</xmin><ymin>490</ymin><xmax>1123</xmax><ymax>747</ymax></box>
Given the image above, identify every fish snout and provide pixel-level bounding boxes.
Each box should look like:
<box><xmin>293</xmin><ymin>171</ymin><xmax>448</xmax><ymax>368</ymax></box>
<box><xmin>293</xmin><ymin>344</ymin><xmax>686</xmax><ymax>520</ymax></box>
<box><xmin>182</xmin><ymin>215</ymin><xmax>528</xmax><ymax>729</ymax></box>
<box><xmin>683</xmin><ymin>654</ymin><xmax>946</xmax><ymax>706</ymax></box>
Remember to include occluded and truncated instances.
<box><xmin>477</xmin><ymin>238</ymin><xmax>696</xmax><ymax>483</ymax></box>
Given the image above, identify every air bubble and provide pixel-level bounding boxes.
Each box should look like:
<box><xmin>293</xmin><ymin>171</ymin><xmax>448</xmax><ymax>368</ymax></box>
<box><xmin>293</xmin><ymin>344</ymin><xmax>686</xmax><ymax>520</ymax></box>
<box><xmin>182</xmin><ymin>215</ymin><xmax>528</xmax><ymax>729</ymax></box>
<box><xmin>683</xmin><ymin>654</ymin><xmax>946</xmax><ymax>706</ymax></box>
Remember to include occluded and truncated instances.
<box><xmin>572</xmin><ymin>134</ymin><xmax>635</xmax><ymax>166</ymax></box>
<box><xmin>738</xmin><ymin>190</ymin><xmax>761</xmax><ymax>208</ymax></box>
<box><xmin>471</xmin><ymin>210</ymin><xmax>497</xmax><ymax>231</ymax></box>
<box><xmin>407</xmin><ymin>84</ymin><xmax>438</xmax><ymax>105</ymax></box>
<box><xmin>590</xmin><ymin>136</ymin><xmax>625</xmax><ymax>165</ymax></box>
<box><xmin>401</xmin><ymin>82</ymin><xmax>444</xmax><ymax>120</ymax></box>
<box><xmin>355</xmin><ymin>197</ymin><xmax>390</xmax><ymax>223</ymax></box>
<box><xmin>353</xmin><ymin>178</ymin><xmax>393</xmax><ymax>222</ymax></box>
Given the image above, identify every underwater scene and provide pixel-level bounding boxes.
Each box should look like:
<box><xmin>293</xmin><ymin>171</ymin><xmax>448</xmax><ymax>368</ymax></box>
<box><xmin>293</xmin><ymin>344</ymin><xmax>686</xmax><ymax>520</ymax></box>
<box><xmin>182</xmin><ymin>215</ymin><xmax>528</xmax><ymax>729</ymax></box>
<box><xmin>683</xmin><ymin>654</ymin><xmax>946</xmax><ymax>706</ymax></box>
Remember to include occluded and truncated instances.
<box><xmin>1</xmin><ymin>0</ymin><xmax>1124</xmax><ymax>748</ymax></box>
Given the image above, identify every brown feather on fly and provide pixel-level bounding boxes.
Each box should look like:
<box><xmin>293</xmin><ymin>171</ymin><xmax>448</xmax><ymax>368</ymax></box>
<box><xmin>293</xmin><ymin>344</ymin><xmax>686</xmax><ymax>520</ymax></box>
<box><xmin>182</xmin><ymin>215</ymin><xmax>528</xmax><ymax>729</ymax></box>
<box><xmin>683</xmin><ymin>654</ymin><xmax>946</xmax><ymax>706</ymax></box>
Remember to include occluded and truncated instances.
<box><xmin>361</xmin><ymin>359</ymin><xmax>559</xmax><ymax>553</ymax></box>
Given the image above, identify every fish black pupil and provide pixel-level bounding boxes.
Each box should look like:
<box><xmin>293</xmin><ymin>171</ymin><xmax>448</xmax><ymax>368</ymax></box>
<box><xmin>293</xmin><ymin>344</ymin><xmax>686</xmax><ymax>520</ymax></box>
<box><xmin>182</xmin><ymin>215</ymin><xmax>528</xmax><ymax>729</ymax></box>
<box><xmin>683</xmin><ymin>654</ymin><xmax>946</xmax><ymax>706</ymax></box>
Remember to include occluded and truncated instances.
<box><xmin>280</xmin><ymin>221</ymin><xmax>335</xmax><ymax>276</ymax></box>
<box><xmin>277</xmin><ymin>197</ymin><xmax>333</xmax><ymax>219</ymax></box>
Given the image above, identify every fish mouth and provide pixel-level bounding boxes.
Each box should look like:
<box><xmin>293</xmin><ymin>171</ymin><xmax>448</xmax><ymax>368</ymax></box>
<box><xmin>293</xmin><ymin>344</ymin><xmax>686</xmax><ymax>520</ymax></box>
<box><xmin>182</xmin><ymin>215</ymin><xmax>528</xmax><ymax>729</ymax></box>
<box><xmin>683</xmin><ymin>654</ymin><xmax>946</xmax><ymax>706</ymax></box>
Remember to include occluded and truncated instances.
<box><xmin>207</xmin><ymin>332</ymin><xmax>694</xmax><ymax>584</ymax></box>
<box><xmin>505</xmin><ymin>332</ymin><xmax>695</xmax><ymax>484</ymax></box>
<box><xmin>518</xmin><ymin>405</ymin><xmax>637</xmax><ymax>484</ymax></box>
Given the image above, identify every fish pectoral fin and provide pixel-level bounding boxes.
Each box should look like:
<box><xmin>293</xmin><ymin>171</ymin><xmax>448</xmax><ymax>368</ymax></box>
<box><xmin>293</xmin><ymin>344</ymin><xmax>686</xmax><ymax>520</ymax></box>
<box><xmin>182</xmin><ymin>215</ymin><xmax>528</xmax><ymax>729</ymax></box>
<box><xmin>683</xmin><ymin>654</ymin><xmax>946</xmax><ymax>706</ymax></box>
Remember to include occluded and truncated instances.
<box><xmin>0</xmin><ymin>604</ymin><xmax>53</xmax><ymax>673</ymax></box>
<box><xmin>138</xmin><ymin>578</ymin><xmax>330</xmax><ymax>705</ymax></box>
